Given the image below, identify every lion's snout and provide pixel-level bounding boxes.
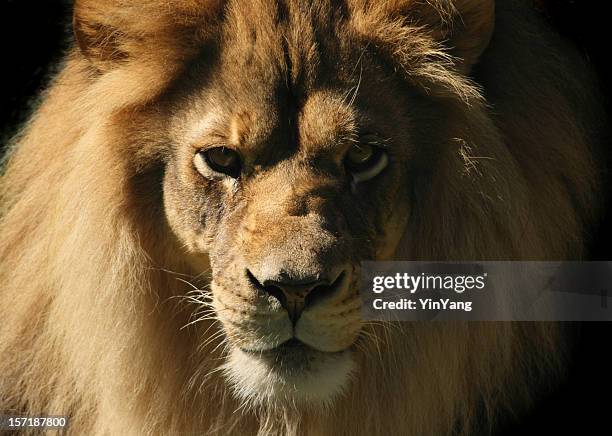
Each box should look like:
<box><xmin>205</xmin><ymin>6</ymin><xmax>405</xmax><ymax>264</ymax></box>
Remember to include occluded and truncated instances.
<box><xmin>211</xmin><ymin>263</ymin><xmax>361</xmax><ymax>353</ymax></box>
<box><xmin>209</xmin><ymin>171</ymin><xmax>364</xmax><ymax>358</ymax></box>
<box><xmin>246</xmin><ymin>267</ymin><xmax>348</xmax><ymax>324</ymax></box>
<box><xmin>212</xmin><ymin>221</ymin><xmax>362</xmax><ymax>354</ymax></box>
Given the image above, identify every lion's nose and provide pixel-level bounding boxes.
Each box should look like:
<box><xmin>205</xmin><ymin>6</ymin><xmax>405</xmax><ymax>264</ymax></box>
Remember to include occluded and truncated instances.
<box><xmin>247</xmin><ymin>270</ymin><xmax>347</xmax><ymax>324</ymax></box>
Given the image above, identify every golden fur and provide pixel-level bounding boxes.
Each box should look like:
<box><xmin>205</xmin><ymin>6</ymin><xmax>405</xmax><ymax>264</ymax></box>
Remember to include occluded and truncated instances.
<box><xmin>0</xmin><ymin>0</ymin><xmax>605</xmax><ymax>434</ymax></box>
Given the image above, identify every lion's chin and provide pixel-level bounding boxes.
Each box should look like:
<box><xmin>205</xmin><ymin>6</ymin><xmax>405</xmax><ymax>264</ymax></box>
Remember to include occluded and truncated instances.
<box><xmin>222</xmin><ymin>340</ymin><xmax>355</xmax><ymax>408</ymax></box>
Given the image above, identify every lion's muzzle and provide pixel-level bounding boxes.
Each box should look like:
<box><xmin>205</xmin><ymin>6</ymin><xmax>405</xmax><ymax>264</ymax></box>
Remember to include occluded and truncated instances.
<box><xmin>208</xmin><ymin>165</ymin><xmax>364</xmax><ymax>403</ymax></box>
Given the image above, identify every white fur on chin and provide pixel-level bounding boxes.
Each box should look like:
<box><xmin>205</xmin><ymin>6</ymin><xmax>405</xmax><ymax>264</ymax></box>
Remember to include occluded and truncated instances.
<box><xmin>222</xmin><ymin>346</ymin><xmax>355</xmax><ymax>409</ymax></box>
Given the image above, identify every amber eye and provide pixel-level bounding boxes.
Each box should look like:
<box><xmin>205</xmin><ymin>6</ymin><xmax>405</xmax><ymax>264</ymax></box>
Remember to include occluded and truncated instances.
<box><xmin>346</xmin><ymin>144</ymin><xmax>375</xmax><ymax>166</ymax></box>
<box><xmin>199</xmin><ymin>147</ymin><xmax>242</xmax><ymax>178</ymax></box>
<box><xmin>345</xmin><ymin>144</ymin><xmax>388</xmax><ymax>183</ymax></box>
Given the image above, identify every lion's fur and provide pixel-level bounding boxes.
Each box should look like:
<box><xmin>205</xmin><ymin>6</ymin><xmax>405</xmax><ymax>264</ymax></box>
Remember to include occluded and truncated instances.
<box><xmin>0</xmin><ymin>1</ymin><xmax>606</xmax><ymax>435</ymax></box>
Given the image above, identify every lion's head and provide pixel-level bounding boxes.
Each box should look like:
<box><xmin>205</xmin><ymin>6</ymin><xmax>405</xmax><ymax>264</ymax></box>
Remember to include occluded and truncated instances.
<box><xmin>159</xmin><ymin>1</ymin><xmax>428</xmax><ymax>404</ymax></box>
<box><xmin>152</xmin><ymin>0</ymin><xmax>497</xmax><ymax>406</ymax></box>
<box><xmin>0</xmin><ymin>0</ymin><xmax>604</xmax><ymax>434</ymax></box>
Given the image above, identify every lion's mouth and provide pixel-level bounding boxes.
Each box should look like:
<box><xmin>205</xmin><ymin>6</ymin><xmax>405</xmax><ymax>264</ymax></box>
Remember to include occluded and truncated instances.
<box><xmin>241</xmin><ymin>337</ymin><xmax>305</xmax><ymax>355</ymax></box>
<box><xmin>224</xmin><ymin>339</ymin><xmax>355</xmax><ymax>406</ymax></box>
<box><xmin>213</xmin><ymin>264</ymin><xmax>361</xmax><ymax>404</ymax></box>
<box><xmin>240</xmin><ymin>337</ymin><xmax>340</xmax><ymax>374</ymax></box>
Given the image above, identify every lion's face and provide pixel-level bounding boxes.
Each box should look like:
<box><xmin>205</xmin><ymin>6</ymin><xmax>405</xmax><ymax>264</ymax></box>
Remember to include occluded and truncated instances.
<box><xmin>161</xmin><ymin>3</ymin><xmax>416</xmax><ymax>405</ymax></box>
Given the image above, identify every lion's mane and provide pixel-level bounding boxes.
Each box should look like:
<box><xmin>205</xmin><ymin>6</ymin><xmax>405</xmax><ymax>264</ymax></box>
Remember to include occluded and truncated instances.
<box><xmin>0</xmin><ymin>1</ymin><xmax>605</xmax><ymax>435</ymax></box>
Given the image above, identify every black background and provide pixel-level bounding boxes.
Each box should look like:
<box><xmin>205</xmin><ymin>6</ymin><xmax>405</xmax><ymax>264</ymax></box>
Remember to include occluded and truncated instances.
<box><xmin>1</xmin><ymin>1</ymin><xmax>610</xmax><ymax>434</ymax></box>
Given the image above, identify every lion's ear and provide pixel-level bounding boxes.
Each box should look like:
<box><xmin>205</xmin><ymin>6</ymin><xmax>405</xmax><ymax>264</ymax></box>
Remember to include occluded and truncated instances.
<box><xmin>416</xmin><ymin>0</ymin><xmax>495</xmax><ymax>71</ymax></box>
<box><xmin>73</xmin><ymin>0</ymin><xmax>224</xmax><ymax>71</ymax></box>
<box><xmin>372</xmin><ymin>0</ymin><xmax>495</xmax><ymax>73</ymax></box>
<box><xmin>73</xmin><ymin>1</ymin><xmax>138</xmax><ymax>70</ymax></box>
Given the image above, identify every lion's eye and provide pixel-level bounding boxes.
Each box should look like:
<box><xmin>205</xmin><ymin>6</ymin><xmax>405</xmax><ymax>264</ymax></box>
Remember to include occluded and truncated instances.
<box><xmin>345</xmin><ymin>144</ymin><xmax>388</xmax><ymax>183</ymax></box>
<box><xmin>346</xmin><ymin>144</ymin><xmax>375</xmax><ymax>166</ymax></box>
<box><xmin>197</xmin><ymin>147</ymin><xmax>242</xmax><ymax>178</ymax></box>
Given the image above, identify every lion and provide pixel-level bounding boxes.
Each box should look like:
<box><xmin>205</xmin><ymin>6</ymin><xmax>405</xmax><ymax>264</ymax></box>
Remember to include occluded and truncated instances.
<box><xmin>0</xmin><ymin>0</ymin><xmax>606</xmax><ymax>434</ymax></box>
